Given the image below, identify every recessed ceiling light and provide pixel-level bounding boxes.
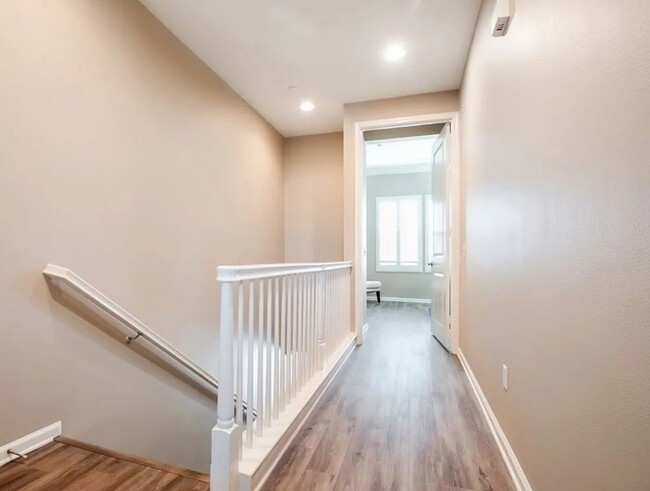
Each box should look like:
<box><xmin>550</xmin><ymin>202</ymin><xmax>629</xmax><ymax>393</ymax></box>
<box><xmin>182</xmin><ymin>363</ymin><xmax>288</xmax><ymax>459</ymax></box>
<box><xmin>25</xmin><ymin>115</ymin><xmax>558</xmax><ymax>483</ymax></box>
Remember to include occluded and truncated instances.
<box><xmin>384</xmin><ymin>44</ymin><xmax>406</xmax><ymax>62</ymax></box>
<box><xmin>300</xmin><ymin>100</ymin><xmax>315</xmax><ymax>112</ymax></box>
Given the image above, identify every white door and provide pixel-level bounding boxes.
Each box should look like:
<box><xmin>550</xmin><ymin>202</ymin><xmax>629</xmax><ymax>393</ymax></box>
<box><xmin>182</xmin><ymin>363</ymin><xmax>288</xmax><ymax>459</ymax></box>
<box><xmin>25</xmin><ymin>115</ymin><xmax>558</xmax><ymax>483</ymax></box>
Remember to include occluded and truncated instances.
<box><xmin>430</xmin><ymin>123</ymin><xmax>451</xmax><ymax>351</ymax></box>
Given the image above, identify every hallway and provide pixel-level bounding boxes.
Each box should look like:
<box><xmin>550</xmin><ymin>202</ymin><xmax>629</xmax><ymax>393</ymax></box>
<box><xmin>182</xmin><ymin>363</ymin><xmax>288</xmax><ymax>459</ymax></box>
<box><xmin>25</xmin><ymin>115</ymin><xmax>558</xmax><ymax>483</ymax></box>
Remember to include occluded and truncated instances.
<box><xmin>263</xmin><ymin>302</ymin><xmax>515</xmax><ymax>491</ymax></box>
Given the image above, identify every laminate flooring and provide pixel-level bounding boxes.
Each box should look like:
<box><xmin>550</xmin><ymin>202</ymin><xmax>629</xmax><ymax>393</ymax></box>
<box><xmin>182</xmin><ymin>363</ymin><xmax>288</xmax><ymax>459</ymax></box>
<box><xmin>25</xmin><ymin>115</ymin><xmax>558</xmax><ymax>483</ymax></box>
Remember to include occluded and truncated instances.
<box><xmin>0</xmin><ymin>440</ymin><xmax>209</xmax><ymax>490</ymax></box>
<box><xmin>262</xmin><ymin>302</ymin><xmax>515</xmax><ymax>491</ymax></box>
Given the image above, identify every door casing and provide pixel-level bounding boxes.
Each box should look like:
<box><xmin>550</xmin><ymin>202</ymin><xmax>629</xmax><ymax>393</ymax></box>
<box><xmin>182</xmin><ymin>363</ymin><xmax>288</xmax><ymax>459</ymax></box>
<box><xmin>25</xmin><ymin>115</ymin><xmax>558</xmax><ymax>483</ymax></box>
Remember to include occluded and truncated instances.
<box><xmin>352</xmin><ymin>111</ymin><xmax>460</xmax><ymax>353</ymax></box>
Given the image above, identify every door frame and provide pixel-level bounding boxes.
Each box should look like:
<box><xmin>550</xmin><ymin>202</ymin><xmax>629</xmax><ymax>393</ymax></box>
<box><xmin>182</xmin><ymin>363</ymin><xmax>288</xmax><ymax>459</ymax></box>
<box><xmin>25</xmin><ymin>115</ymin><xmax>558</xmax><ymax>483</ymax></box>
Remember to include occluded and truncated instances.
<box><xmin>352</xmin><ymin>111</ymin><xmax>460</xmax><ymax>353</ymax></box>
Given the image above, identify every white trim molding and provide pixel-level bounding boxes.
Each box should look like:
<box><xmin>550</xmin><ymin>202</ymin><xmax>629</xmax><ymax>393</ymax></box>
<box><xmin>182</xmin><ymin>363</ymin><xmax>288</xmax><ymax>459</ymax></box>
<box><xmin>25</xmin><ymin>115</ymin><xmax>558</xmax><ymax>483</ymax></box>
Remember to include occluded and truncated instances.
<box><xmin>457</xmin><ymin>351</ymin><xmax>533</xmax><ymax>491</ymax></box>
<box><xmin>0</xmin><ymin>422</ymin><xmax>62</xmax><ymax>467</ymax></box>
<box><xmin>352</xmin><ymin>111</ymin><xmax>461</xmax><ymax>353</ymax></box>
<box><xmin>367</xmin><ymin>296</ymin><xmax>431</xmax><ymax>304</ymax></box>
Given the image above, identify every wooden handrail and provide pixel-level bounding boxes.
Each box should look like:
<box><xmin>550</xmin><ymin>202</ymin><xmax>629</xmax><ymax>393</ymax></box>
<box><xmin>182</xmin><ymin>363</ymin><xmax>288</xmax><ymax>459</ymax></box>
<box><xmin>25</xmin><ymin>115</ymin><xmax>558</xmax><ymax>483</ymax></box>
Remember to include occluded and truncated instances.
<box><xmin>216</xmin><ymin>261</ymin><xmax>352</xmax><ymax>283</ymax></box>
<box><xmin>42</xmin><ymin>264</ymin><xmax>254</xmax><ymax>417</ymax></box>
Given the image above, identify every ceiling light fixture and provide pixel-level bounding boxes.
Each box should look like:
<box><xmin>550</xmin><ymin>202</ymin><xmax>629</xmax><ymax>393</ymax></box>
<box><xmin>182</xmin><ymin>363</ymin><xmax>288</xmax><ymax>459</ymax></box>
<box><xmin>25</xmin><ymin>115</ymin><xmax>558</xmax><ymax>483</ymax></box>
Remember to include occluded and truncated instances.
<box><xmin>384</xmin><ymin>43</ymin><xmax>406</xmax><ymax>62</ymax></box>
<box><xmin>300</xmin><ymin>100</ymin><xmax>315</xmax><ymax>112</ymax></box>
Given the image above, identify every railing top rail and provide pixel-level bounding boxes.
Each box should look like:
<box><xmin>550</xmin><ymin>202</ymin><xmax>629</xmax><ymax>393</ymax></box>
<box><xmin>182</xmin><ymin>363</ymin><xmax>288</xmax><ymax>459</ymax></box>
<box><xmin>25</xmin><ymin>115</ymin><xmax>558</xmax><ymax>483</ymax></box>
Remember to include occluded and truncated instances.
<box><xmin>216</xmin><ymin>261</ymin><xmax>352</xmax><ymax>283</ymax></box>
<box><xmin>43</xmin><ymin>264</ymin><xmax>219</xmax><ymax>388</ymax></box>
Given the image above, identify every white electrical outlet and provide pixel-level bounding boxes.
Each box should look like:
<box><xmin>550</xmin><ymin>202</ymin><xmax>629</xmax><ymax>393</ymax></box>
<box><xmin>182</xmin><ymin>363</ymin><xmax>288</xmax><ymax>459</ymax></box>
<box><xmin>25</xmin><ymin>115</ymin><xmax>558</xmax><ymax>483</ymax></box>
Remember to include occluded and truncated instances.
<box><xmin>502</xmin><ymin>364</ymin><xmax>508</xmax><ymax>391</ymax></box>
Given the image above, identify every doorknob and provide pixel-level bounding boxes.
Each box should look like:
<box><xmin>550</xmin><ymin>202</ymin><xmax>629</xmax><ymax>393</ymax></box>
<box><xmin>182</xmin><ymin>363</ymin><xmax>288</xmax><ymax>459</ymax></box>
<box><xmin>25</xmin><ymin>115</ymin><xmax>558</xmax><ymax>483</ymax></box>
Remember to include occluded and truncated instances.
<box><xmin>427</xmin><ymin>261</ymin><xmax>435</xmax><ymax>267</ymax></box>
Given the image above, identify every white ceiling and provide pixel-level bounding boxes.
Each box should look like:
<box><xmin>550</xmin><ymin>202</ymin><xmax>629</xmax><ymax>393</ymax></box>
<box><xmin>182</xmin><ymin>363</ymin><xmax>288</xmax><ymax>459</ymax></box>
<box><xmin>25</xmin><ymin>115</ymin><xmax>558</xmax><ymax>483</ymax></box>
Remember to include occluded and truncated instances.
<box><xmin>365</xmin><ymin>135</ymin><xmax>438</xmax><ymax>175</ymax></box>
<box><xmin>139</xmin><ymin>0</ymin><xmax>481</xmax><ymax>137</ymax></box>
<box><xmin>366</xmin><ymin>135</ymin><xmax>437</xmax><ymax>167</ymax></box>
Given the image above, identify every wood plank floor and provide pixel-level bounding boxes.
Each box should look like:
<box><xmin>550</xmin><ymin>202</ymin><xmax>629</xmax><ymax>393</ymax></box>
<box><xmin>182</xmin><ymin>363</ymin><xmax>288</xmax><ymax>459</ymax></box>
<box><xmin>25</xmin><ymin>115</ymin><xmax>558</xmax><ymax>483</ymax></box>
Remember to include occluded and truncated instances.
<box><xmin>0</xmin><ymin>440</ymin><xmax>209</xmax><ymax>490</ymax></box>
<box><xmin>262</xmin><ymin>302</ymin><xmax>515</xmax><ymax>491</ymax></box>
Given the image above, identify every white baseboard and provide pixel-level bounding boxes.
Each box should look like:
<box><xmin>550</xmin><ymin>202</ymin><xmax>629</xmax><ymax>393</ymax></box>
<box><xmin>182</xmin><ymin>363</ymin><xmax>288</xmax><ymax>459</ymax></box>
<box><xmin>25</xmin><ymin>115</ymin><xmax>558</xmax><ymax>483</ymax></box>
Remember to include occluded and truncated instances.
<box><xmin>0</xmin><ymin>421</ymin><xmax>62</xmax><ymax>467</ymax></box>
<box><xmin>368</xmin><ymin>296</ymin><xmax>431</xmax><ymax>304</ymax></box>
<box><xmin>457</xmin><ymin>351</ymin><xmax>532</xmax><ymax>491</ymax></box>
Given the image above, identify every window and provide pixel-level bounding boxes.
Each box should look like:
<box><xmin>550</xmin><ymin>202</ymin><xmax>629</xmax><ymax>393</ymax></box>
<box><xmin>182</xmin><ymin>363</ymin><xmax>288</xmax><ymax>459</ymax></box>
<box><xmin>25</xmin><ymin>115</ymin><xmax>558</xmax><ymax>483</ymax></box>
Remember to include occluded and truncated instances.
<box><xmin>376</xmin><ymin>196</ymin><xmax>423</xmax><ymax>272</ymax></box>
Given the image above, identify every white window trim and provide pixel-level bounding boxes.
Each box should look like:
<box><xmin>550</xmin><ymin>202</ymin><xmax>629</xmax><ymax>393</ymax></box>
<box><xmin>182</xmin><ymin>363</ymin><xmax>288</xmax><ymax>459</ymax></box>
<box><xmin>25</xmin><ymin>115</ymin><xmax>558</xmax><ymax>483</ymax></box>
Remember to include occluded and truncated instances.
<box><xmin>375</xmin><ymin>195</ymin><xmax>423</xmax><ymax>273</ymax></box>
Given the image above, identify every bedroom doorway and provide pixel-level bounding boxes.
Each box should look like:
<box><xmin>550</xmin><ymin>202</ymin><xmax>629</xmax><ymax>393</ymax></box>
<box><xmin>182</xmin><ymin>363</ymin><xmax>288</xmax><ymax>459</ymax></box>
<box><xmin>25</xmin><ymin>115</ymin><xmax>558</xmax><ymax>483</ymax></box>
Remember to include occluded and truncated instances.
<box><xmin>353</xmin><ymin>112</ymin><xmax>459</xmax><ymax>353</ymax></box>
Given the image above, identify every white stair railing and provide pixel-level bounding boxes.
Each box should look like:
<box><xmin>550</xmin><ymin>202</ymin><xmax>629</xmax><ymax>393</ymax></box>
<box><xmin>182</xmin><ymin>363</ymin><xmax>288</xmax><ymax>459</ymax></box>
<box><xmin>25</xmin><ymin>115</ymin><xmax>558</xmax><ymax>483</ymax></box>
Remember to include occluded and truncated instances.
<box><xmin>211</xmin><ymin>261</ymin><xmax>353</xmax><ymax>491</ymax></box>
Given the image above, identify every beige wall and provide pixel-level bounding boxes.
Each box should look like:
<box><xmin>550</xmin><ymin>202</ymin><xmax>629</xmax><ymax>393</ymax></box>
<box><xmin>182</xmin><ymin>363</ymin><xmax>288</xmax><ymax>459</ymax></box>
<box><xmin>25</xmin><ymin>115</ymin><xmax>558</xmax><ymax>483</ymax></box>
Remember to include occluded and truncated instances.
<box><xmin>460</xmin><ymin>1</ymin><xmax>650</xmax><ymax>490</ymax></box>
<box><xmin>0</xmin><ymin>0</ymin><xmax>283</xmax><ymax>472</ymax></box>
<box><xmin>284</xmin><ymin>133</ymin><xmax>343</xmax><ymax>262</ymax></box>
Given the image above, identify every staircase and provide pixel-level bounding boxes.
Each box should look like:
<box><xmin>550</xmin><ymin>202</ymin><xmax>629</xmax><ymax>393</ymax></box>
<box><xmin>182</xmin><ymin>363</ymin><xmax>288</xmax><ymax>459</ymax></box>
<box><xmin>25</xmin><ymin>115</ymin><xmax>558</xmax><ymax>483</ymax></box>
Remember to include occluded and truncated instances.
<box><xmin>33</xmin><ymin>261</ymin><xmax>355</xmax><ymax>491</ymax></box>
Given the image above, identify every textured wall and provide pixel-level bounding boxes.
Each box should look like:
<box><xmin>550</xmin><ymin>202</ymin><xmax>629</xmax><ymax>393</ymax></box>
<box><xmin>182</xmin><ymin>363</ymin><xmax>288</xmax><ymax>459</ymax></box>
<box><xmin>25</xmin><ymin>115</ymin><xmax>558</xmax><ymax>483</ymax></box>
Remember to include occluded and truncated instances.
<box><xmin>460</xmin><ymin>1</ymin><xmax>650</xmax><ymax>489</ymax></box>
<box><xmin>284</xmin><ymin>133</ymin><xmax>343</xmax><ymax>262</ymax></box>
<box><xmin>0</xmin><ymin>0</ymin><xmax>284</xmax><ymax>472</ymax></box>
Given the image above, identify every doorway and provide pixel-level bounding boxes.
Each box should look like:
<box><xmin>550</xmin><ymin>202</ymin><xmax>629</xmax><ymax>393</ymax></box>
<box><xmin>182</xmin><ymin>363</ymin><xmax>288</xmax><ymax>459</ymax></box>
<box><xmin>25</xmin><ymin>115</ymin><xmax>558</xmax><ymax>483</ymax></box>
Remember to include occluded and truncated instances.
<box><xmin>352</xmin><ymin>112</ymin><xmax>460</xmax><ymax>353</ymax></box>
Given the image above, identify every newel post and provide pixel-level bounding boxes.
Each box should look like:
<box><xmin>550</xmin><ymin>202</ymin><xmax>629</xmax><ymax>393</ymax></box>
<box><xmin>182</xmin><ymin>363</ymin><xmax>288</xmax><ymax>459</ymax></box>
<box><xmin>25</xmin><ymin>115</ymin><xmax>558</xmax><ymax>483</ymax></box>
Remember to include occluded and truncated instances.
<box><xmin>211</xmin><ymin>269</ymin><xmax>241</xmax><ymax>491</ymax></box>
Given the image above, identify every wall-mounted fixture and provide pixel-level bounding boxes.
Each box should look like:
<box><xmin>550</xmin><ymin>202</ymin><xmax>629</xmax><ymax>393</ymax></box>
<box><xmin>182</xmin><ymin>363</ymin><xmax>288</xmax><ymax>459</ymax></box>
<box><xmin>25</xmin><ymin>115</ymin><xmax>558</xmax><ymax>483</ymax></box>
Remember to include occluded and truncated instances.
<box><xmin>492</xmin><ymin>0</ymin><xmax>515</xmax><ymax>37</ymax></box>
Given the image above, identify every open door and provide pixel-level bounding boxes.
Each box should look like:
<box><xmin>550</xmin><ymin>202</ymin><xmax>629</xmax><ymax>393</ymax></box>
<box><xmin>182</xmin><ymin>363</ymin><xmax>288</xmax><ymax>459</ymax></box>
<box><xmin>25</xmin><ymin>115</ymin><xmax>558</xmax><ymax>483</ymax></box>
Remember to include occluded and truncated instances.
<box><xmin>430</xmin><ymin>123</ymin><xmax>451</xmax><ymax>351</ymax></box>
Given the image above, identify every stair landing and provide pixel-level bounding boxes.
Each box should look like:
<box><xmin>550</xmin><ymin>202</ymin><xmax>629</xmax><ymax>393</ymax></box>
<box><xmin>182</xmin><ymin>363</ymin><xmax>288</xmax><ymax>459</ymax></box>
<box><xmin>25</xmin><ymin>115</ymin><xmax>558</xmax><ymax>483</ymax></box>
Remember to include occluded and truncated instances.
<box><xmin>0</xmin><ymin>438</ymin><xmax>209</xmax><ymax>490</ymax></box>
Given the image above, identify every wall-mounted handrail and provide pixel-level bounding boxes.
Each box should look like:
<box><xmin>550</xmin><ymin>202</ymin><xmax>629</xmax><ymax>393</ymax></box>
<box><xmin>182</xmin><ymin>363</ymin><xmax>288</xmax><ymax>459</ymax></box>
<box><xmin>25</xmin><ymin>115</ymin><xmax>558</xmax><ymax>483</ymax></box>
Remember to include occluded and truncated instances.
<box><xmin>42</xmin><ymin>264</ymin><xmax>253</xmax><ymax>417</ymax></box>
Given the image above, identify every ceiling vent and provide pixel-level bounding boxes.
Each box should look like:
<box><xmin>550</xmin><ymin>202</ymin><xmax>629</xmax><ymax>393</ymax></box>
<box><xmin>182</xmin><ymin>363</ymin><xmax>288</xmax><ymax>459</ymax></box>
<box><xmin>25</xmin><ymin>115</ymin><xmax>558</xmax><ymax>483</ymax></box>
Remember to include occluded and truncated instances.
<box><xmin>492</xmin><ymin>0</ymin><xmax>514</xmax><ymax>37</ymax></box>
